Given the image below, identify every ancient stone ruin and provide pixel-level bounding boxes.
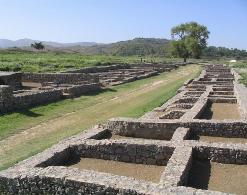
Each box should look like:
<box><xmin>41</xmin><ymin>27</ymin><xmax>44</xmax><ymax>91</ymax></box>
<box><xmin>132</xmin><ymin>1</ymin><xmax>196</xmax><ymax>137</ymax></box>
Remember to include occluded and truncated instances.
<box><xmin>65</xmin><ymin>63</ymin><xmax>187</xmax><ymax>86</ymax></box>
<box><xmin>0</xmin><ymin>71</ymin><xmax>100</xmax><ymax>113</ymax></box>
<box><xmin>0</xmin><ymin>63</ymin><xmax>187</xmax><ymax>114</ymax></box>
<box><xmin>1</xmin><ymin>64</ymin><xmax>246</xmax><ymax>194</ymax></box>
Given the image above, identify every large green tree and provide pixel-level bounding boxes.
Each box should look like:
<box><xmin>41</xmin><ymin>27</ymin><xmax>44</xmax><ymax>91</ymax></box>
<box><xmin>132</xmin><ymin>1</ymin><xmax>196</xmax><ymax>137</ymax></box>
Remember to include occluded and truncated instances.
<box><xmin>170</xmin><ymin>22</ymin><xmax>210</xmax><ymax>62</ymax></box>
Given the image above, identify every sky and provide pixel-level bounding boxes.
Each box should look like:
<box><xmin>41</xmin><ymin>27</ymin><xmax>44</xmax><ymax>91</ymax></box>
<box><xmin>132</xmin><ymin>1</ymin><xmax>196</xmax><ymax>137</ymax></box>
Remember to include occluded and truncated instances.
<box><xmin>0</xmin><ymin>0</ymin><xmax>247</xmax><ymax>49</ymax></box>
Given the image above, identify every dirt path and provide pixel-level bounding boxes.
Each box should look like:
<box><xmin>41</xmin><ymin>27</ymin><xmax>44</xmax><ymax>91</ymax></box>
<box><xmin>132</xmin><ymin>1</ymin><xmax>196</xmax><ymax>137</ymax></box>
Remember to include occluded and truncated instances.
<box><xmin>0</xmin><ymin>65</ymin><xmax>201</xmax><ymax>169</ymax></box>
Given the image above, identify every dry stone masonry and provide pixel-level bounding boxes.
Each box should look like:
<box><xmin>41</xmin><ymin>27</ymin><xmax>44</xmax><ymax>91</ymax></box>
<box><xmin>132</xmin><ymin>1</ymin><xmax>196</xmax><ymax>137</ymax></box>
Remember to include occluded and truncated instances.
<box><xmin>1</xmin><ymin>64</ymin><xmax>247</xmax><ymax>194</ymax></box>
<box><xmin>0</xmin><ymin>71</ymin><xmax>100</xmax><ymax>113</ymax></box>
<box><xmin>65</xmin><ymin>63</ymin><xmax>189</xmax><ymax>86</ymax></box>
<box><xmin>0</xmin><ymin>63</ymin><xmax>188</xmax><ymax>114</ymax></box>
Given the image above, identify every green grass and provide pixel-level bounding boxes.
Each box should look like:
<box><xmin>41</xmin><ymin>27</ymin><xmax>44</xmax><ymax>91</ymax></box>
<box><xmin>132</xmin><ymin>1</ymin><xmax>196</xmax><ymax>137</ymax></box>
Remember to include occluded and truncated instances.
<box><xmin>0</xmin><ymin>50</ymin><xmax>184</xmax><ymax>72</ymax></box>
<box><xmin>231</xmin><ymin>61</ymin><xmax>247</xmax><ymax>69</ymax></box>
<box><xmin>239</xmin><ymin>72</ymin><xmax>247</xmax><ymax>86</ymax></box>
<box><xmin>229</xmin><ymin>60</ymin><xmax>247</xmax><ymax>86</ymax></box>
<box><xmin>0</xmin><ymin>65</ymin><xmax>202</xmax><ymax>170</ymax></box>
<box><xmin>0</xmin><ymin>66</ymin><xmax>193</xmax><ymax>140</ymax></box>
<box><xmin>0</xmin><ymin>94</ymin><xmax>103</xmax><ymax>140</ymax></box>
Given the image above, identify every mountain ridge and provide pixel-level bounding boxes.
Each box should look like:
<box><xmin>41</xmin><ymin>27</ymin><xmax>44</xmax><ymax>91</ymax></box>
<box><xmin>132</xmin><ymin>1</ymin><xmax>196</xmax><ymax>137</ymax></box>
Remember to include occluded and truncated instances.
<box><xmin>1</xmin><ymin>38</ymin><xmax>246</xmax><ymax>58</ymax></box>
<box><xmin>0</xmin><ymin>38</ymin><xmax>99</xmax><ymax>48</ymax></box>
<box><xmin>0</xmin><ymin>37</ymin><xmax>171</xmax><ymax>56</ymax></box>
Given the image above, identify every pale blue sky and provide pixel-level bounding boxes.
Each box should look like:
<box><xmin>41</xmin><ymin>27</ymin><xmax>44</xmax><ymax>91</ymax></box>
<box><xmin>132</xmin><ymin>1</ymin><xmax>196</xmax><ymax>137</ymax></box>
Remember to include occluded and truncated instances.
<box><xmin>0</xmin><ymin>0</ymin><xmax>246</xmax><ymax>49</ymax></box>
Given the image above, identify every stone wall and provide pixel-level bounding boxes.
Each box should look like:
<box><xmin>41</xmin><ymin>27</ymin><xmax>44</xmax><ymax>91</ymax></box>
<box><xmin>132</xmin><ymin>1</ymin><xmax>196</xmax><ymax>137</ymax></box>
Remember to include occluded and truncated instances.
<box><xmin>64</xmin><ymin>64</ymin><xmax>131</xmax><ymax>73</ymax></box>
<box><xmin>22</xmin><ymin>72</ymin><xmax>99</xmax><ymax>84</ymax></box>
<box><xmin>64</xmin><ymin>63</ymin><xmax>191</xmax><ymax>74</ymax></box>
<box><xmin>0</xmin><ymin>85</ymin><xmax>13</xmax><ymax>101</ymax></box>
<box><xmin>62</xmin><ymin>63</ymin><xmax>192</xmax><ymax>87</ymax></box>
<box><xmin>1</xmin><ymin>123</ymin><xmax>244</xmax><ymax>194</ymax></box>
<box><xmin>0</xmin><ymin>89</ymin><xmax>63</xmax><ymax>113</ymax></box>
<box><xmin>135</xmin><ymin>62</ymin><xmax>191</xmax><ymax>73</ymax></box>
<box><xmin>0</xmin><ymin>72</ymin><xmax>22</xmax><ymax>90</ymax></box>
<box><xmin>189</xmin><ymin>120</ymin><xmax>247</xmax><ymax>138</ymax></box>
<box><xmin>2</xmin><ymin>64</ymin><xmax>247</xmax><ymax>194</ymax></box>
<box><xmin>0</xmin><ymin>83</ymin><xmax>100</xmax><ymax>113</ymax></box>
<box><xmin>107</xmin><ymin>118</ymin><xmax>178</xmax><ymax>140</ymax></box>
<box><xmin>0</xmin><ymin>70</ymin><xmax>101</xmax><ymax>113</ymax></box>
<box><xmin>159</xmin><ymin>110</ymin><xmax>185</xmax><ymax>119</ymax></box>
<box><xmin>0</xmin><ymin>85</ymin><xmax>14</xmax><ymax>112</ymax></box>
<box><xmin>107</xmin><ymin>118</ymin><xmax>247</xmax><ymax>139</ymax></box>
<box><xmin>62</xmin><ymin>83</ymin><xmax>100</xmax><ymax>97</ymax></box>
<box><xmin>37</xmin><ymin>140</ymin><xmax>174</xmax><ymax>167</ymax></box>
<box><xmin>0</xmin><ymin>167</ymin><xmax>158</xmax><ymax>195</ymax></box>
<box><xmin>194</xmin><ymin>144</ymin><xmax>247</xmax><ymax>164</ymax></box>
<box><xmin>14</xmin><ymin>89</ymin><xmax>64</xmax><ymax>109</ymax></box>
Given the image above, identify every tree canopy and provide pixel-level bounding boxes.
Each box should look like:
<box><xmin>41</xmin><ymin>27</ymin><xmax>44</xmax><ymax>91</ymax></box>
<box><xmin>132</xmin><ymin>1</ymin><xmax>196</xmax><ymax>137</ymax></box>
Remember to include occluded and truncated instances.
<box><xmin>202</xmin><ymin>46</ymin><xmax>247</xmax><ymax>59</ymax></box>
<box><xmin>170</xmin><ymin>22</ymin><xmax>210</xmax><ymax>62</ymax></box>
<box><xmin>31</xmin><ymin>42</ymin><xmax>45</xmax><ymax>50</ymax></box>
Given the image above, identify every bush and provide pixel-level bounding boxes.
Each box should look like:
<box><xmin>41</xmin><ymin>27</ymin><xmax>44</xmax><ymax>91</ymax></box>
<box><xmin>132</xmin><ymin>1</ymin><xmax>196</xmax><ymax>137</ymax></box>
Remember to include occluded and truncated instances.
<box><xmin>0</xmin><ymin>67</ymin><xmax>10</xmax><ymax>71</ymax></box>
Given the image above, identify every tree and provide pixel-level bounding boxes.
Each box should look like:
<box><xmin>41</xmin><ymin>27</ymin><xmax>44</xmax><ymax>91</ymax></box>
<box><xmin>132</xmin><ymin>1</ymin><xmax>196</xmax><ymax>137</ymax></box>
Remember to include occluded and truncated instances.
<box><xmin>202</xmin><ymin>46</ymin><xmax>247</xmax><ymax>59</ymax></box>
<box><xmin>170</xmin><ymin>22</ymin><xmax>210</xmax><ymax>62</ymax></box>
<box><xmin>31</xmin><ymin>42</ymin><xmax>45</xmax><ymax>50</ymax></box>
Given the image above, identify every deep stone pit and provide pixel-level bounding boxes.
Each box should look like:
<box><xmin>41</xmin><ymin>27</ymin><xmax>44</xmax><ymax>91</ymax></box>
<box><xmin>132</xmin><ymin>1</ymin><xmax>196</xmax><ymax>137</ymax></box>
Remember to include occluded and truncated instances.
<box><xmin>198</xmin><ymin>101</ymin><xmax>241</xmax><ymax>120</ymax></box>
<box><xmin>187</xmin><ymin>156</ymin><xmax>247</xmax><ymax>195</ymax></box>
<box><xmin>92</xmin><ymin>130</ymin><xmax>174</xmax><ymax>141</ymax></box>
<box><xmin>67</xmin><ymin>158</ymin><xmax>165</xmax><ymax>183</ymax></box>
<box><xmin>34</xmin><ymin>140</ymin><xmax>174</xmax><ymax>185</ymax></box>
<box><xmin>194</xmin><ymin>135</ymin><xmax>247</xmax><ymax>144</ymax></box>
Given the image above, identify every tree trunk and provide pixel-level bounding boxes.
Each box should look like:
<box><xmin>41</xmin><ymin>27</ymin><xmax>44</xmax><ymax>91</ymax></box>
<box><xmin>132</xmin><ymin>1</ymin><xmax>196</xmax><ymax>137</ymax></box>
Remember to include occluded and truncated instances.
<box><xmin>183</xmin><ymin>57</ymin><xmax>187</xmax><ymax>62</ymax></box>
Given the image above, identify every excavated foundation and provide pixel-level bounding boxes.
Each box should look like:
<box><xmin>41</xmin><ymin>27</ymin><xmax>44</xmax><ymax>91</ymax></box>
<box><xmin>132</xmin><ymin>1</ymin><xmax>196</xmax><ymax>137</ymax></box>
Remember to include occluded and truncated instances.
<box><xmin>194</xmin><ymin>135</ymin><xmax>247</xmax><ymax>144</ymax></box>
<box><xmin>187</xmin><ymin>148</ymin><xmax>247</xmax><ymax>195</ymax></box>
<box><xmin>68</xmin><ymin>158</ymin><xmax>165</xmax><ymax>183</ymax></box>
<box><xmin>1</xmin><ymin>64</ymin><xmax>247</xmax><ymax>195</ymax></box>
<box><xmin>198</xmin><ymin>101</ymin><xmax>241</xmax><ymax>120</ymax></box>
<box><xmin>188</xmin><ymin>160</ymin><xmax>247</xmax><ymax>194</ymax></box>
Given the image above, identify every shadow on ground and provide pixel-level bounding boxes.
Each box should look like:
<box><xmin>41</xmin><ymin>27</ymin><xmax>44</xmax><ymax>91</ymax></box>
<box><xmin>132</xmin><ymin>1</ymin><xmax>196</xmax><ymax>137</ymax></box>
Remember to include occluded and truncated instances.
<box><xmin>16</xmin><ymin>110</ymin><xmax>43</xmax><ymax>117</ymax></box>
<box><xmin>187</xmin><ymin>159</ymin><xmax>211</xmax><ymax>190</ymax></box>
<box><xmin>83</xmin><ymin>87</ymin><xmax>117</xmax><ymax>96</ymax></box>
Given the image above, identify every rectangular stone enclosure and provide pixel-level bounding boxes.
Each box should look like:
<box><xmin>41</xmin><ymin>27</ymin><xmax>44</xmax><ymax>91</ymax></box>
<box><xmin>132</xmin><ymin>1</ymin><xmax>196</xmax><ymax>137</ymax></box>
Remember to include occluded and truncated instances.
<box><xmin>1</xmin><ymin>64</ymin><xmax>247</xmax><ymax>194</ymax></box>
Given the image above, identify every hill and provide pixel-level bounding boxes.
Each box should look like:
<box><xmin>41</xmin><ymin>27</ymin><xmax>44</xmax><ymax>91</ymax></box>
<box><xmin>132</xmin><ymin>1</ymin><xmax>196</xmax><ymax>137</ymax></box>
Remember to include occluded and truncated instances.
<box><xmin>0</xmin><ymin>38</ymin><xmax>170</xmax><ymax>56</ymax></box>
<box><xmin>1</xmin><ymin>38</ymin><xmax>246</xmax><ymax>59</ymax></box>
<box><xmin>77</xmin><ymin>38</ymin><xmax>170</xmax><ymax>56</ymax></box>
<box><xmin>7</xmin><ymin>38</ymin><xmax>169</xmax><ymax>56</ymax></box>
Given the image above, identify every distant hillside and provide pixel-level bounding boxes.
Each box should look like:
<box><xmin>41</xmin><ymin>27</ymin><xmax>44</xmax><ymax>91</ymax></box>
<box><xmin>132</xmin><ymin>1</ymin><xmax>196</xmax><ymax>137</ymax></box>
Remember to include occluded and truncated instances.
<box><xmin>1</xmin><ymin>37</ymin><xmax>246</xmax><ymax>58</ymax></box>
<box><xmin>0</xmin><ymin>38</ymin><xmax>98</xmax><ymax>48</ymax></box>
<box><xmin>78</xmin><ymin>38</ymin><xmax>170</xmax><ymax>56</ymax></box>
<box><xmin>202</xmin><ymin>46</ymin><xmax>247</xmax><ymax>59</ymax></box>
<box><xmin>0</xmin><ymin>38</ymin><xmax>171</xmax><ymax>56</ymax></box>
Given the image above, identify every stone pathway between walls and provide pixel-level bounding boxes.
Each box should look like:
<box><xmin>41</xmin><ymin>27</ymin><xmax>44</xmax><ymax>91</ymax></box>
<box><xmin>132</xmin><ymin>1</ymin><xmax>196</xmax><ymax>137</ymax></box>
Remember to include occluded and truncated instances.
<box><xmin>1</xmin><ymin>64</ymin><xmax>247</xmax><ymax>194</ymax></box>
